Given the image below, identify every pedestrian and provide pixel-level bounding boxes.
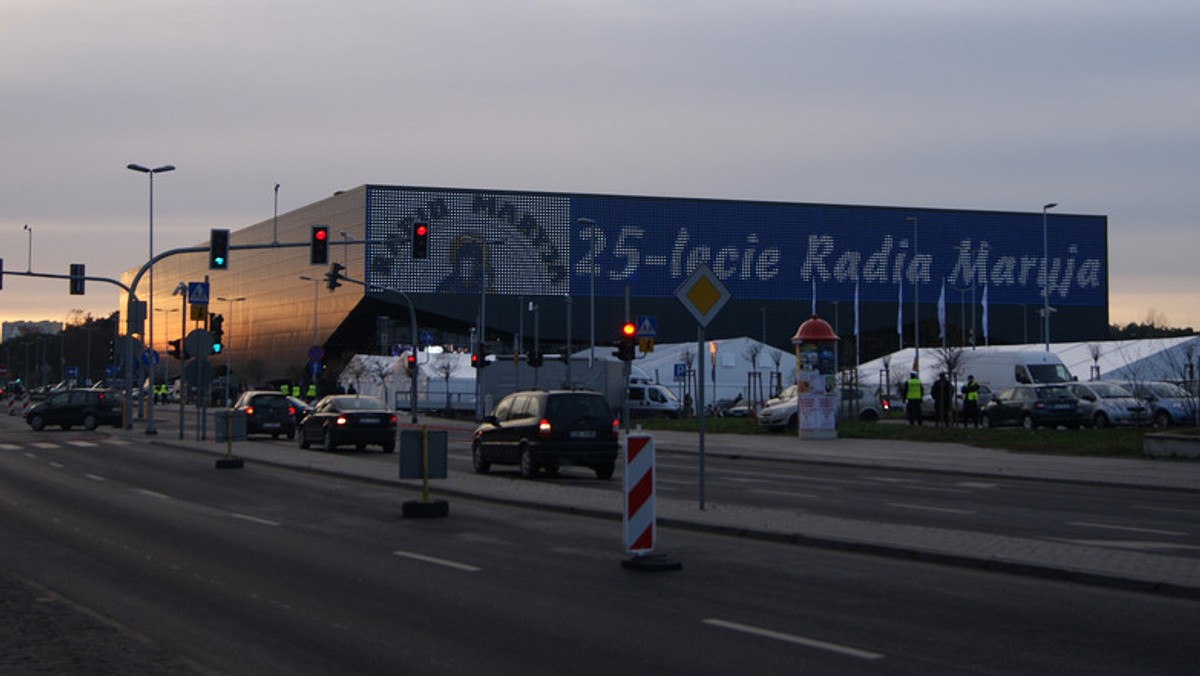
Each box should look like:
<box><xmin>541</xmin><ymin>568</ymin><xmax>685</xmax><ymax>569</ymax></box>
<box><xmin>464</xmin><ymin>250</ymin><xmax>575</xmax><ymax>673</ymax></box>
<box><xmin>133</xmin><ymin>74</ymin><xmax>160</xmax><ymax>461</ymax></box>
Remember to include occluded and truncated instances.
<box><xmin>905</xmin><ymin>370</ymin><xmax>924</xmax><ymax>426</ymax></box>
<box><xmin>932</xmin><ymin>372</ymin><xmax>953</xmax><ymax>428</ymax></box>
<box><xmin>961</xmin><ymin>374</ymin><xmax>981</xmax><ymax>428</ymax></box>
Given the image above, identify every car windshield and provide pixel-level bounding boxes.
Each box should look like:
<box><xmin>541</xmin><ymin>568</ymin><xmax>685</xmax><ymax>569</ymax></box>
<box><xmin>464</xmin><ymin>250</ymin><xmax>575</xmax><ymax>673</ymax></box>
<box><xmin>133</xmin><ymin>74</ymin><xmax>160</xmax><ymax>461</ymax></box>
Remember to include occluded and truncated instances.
<box><xmin>1090</xmin><ymin>383</ymin><xmax>1132</xmax><ymax>398</ymax></box>
<box><xmin>335</xmin><ymin>396</ymin><xmax>387</xmax><ymax>411</ymax></box>
<box><xmin>545</xmin><ymin>395</ymin><xmax>611</xmax><ymax>422</ymax></box>
<box><xmin>1037</xmin><ymin>386</ymin><xmax>1074</xmax><ymax>401</ymax></box>
<box><xmin>1028</xmin><ymin>364</ymin><xmax>1072</xmax><ymax>383</ymax></box>
<box><xmin>1146</xmin><ymin>382</ymin><xmax>1189</xmax><ymax>399</ymax></box>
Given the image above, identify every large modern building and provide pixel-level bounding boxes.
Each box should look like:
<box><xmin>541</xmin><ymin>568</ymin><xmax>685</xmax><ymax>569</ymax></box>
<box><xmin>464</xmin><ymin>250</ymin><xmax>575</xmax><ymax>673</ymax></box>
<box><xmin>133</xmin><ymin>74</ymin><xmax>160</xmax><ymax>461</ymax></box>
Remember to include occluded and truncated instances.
<box><xmin>121</xmin><ymin>185</ymin><xmax>1109</xmax><ymax>387</ymax></box>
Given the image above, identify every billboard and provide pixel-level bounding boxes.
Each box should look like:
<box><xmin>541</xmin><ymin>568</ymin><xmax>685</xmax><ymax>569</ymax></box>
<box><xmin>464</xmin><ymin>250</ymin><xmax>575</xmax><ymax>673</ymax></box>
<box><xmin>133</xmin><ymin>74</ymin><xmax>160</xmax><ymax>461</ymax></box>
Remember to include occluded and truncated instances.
<box><xmin>365</xmin><ymin>186</ymin><xmax>1106</xmax><ymax>308</ymax></box>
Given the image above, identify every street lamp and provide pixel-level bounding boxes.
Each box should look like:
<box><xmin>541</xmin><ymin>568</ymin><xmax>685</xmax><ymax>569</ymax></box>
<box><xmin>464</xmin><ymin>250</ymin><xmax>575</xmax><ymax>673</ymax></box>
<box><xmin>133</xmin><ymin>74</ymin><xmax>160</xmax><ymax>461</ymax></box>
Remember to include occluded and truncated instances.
<box><xmin>23</xmin><ymin>224</ymin><xmax>32</xmax><ymax>272</ymax></box>
<box><xmin>577</xmin><ymin>217</ymin><xmax>597</xmax><ymax>367</ymax></box>
<box><xmin>1042</xmin><ymin>202</ymin><xmax>1058</xmax><ymax>352</ymax></box>
<box><xmin>128</xmin><ymin>162</ymin><xmax>175</xmax><ymax>435</ymax></box>
<box><xmin>216</xmin><ymin>296</ymin><xmax>246</xmax><ymax>406</ymax></box>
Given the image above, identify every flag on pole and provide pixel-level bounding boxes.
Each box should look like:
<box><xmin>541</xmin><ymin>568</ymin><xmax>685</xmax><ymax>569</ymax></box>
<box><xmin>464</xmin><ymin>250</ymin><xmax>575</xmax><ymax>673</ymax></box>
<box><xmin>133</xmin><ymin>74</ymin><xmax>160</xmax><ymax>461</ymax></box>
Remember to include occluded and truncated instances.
<box><xmin>981</xmin><ymin>284</ymin><xmax>989</xmax><ymax>344</ymax></box>
<box><xmin>897</xmin><ymin>279</ymin><xmax>904</xmax><ymax>337</ymax></box>
<box><xmin>854</xmin><ymin>279</ymin><xmax>860</xmax><ymax>336</ymax></box>
<box><xmin>937</xmin><ymin>280</ymin><xmax>946</xmax><ymax>340</ymax></box>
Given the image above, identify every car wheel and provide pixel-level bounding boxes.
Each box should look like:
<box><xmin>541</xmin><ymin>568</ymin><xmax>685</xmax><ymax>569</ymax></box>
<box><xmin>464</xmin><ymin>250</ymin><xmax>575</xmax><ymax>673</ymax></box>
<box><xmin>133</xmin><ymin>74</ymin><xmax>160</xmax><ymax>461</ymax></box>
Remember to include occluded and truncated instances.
<box><xmin>1154</xmin><ymin>410</ymin><xmax>1171</xmax><ymax>428</ymax></box>
<box><xmin>286</xmin><ymin>430</ymin><xmax>295</xmax><ymax>441</ymax></box>
<box><xmin>28</xmin><ymin>415</ymin><xmax>45</xmax><ymax>431</ymax></box>
<box><xmin>786</xmin><ymin>414</ymin><xmax>798</xmax><ymax>431</ymax></box>
<box><xmin>859</xmin><ymin>409</ymin><xmax>879</xmax><ymax>422</ymax></box>
<box><xmin>471</xmin><ymin>439</ymin><xmax>491</xmax><ymax>474</ymax></box>
<box><xmin>518</xmin><ymin>446</ymin><xmax>536</xmax><ymax>479</ymax></box>
<box><xmin>297</xmin><ymin>427</ymin><xmax>310</xmax><ymax>449</ymax></box>
<box><xmin>593</xmin><ymin>462</ymin><xmax>615</xmax><ymax>480</ymax></box>
<box><xmin>322</xmin><ymin>428</ymin><xmax>335</xmax><ymax>452</ymax></box>
<box><xmin>981</xmin><ymin>414</ymin><xmax>992</xmax><ymax>429</ymax></box>
<box><xmin>1093</xmin><ymin>412</ymin><xmax>1109</xmax><ymax>429</ymax></box>
<box><xmin>83</xmin><ymin>414</ymin><xmax>98</xmax><ymax>431</ymax></box>
<box><xmin>1021</xmin><ymin>414</ymin><xmax>1036</xmax><ymax>430</ymax></box>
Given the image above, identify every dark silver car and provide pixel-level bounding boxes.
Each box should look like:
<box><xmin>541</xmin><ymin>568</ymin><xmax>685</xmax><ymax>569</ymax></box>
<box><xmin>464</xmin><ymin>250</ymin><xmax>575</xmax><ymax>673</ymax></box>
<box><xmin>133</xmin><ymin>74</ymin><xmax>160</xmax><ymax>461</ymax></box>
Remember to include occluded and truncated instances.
<box><xmin>25</xmin><ymin>388</ymin><xmax>123</xmax><ymax>431</ymax></box>
<box><xmin>297</xmin><ymin>395</ymin><xmax>396</xmax><ymax>452</ymax></box>
<box><xmin>981</xmin><ymin>385</ymin><xmax>1081</xmax><ymax>430</ymax></box>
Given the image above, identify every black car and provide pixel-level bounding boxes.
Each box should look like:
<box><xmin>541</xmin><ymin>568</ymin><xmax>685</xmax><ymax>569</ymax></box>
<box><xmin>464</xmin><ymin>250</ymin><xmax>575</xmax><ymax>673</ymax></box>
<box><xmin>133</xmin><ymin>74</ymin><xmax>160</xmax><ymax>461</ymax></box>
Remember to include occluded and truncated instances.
<box><xmin>472</xmin><ymin>389</ymin><xmax>620</xmax><ymax>479</ymax></box>
<box><xmin>981</xmin><ymin>385</ymin><xmax>1081</xmax><ymax>430</ymax></box>
<box><xmin>232</xmin><ymin>391</ymin><xmax>297</xmax><ymax>439</ymax></box>
<box><xmin>25</xmin><ymin>388</ymin><xmax>123</xmax><ymax>431</ymax></box>
<box><xmin>297</xmin><ymin>395</ymin><xmax>396</xmax><ymax>452</ymax></box>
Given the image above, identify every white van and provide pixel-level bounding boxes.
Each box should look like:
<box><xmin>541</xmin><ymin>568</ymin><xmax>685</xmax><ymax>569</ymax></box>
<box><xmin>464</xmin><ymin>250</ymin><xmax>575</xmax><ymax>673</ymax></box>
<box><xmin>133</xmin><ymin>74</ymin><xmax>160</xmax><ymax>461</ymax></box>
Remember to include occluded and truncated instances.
<box><xmin>959</xmin><ymin>349</ymin><xmax>1074</xmax><ymax>391</ymax></box>
<box><xmin>627</xmin><ymin>382</ymin><xmax>683</xmax><ymax>418</ymax></box>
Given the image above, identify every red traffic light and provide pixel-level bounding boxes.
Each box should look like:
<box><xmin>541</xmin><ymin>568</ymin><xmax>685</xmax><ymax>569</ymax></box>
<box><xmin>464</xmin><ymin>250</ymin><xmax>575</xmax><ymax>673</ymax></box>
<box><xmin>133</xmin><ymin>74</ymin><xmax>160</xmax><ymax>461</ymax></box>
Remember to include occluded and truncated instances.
<box><xmin>313</xmin><ymin>228</ymin><xmax>327</xmax><ymax>241</ymax></box>
<box><xmin>621</xmin><ymin>322</ymin><xmax>637</xmax><ymax>338</ymax></box>
<box><xmin>415</xmin><ymin>223</ymin><xmax>428</xmax><ymax>237</ymax></box>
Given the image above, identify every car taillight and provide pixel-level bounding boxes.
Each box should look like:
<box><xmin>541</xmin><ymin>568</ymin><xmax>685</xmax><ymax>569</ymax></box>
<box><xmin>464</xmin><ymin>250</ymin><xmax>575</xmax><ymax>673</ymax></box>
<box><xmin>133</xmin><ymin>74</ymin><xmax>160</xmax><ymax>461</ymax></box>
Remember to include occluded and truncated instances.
<box><xmin>388</xmin><ymin>414</ymin><xmax>397</xmax><ymax>427</ymax></box>
<box><xmin>881</xmin><ymin>399</ymin><xmax>890</xmax><ymax>410</ymax></box>
<box><xmin>611</xmin><ymin>418</ymin><xmax>620</xmax><ymax>438</ymax></box>
<box><xmin>538</xmin><ymin>418</ymin><xmax>552</xmax><ymax>437</ymax></box>
<box><xmin>287</xmin><ymin>406</ymin><xmax>295</xmax><ymax>416</ymax></box>
<box><xmin>245</xmin><ymin>406</ymin><xmax>255</xmax><ymax>416</ymax></box>
<box><xmin>336</xmin><ymin>415</ymin><xmax>348</xmax><ymax>426</ymax></box>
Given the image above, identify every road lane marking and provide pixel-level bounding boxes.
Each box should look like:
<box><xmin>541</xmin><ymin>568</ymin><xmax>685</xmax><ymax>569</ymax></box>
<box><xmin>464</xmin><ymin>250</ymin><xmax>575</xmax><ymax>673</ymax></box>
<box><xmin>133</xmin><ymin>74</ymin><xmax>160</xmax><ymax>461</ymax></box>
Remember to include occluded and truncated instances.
<box><xmin>136</xmin><ymin>489</ymin><xmax>171</xmax><ymax>500</ymax></box>
<box><xmin>85</xmin><ymin>474</ymin><xmax>107</xmax><ymax>482</ymax></box>
<box><xmin>67</xmin><ymin>441</ymin><xmax>98</xmax><ymax>447</ymax></box>
<box><xmin>888</xmin><ymin>503</ymin><xmax>975</xmax><ymax>515</ymax></box>
<box><xmin>393</xmin><ymin>550</ymin><xmax>481</xmax><ymax>572</ymax></box>
<box><xmin>703</xmin><ymin>618</ymin><xmax>884</xmax><ymax>660</ymax></box>
<box><xmin>32</xmin><ymin>443</ymin><xmax>60</xmax><ymax>449</ymax></box>
<box><xmin>0</xmin><ymin>443</ymin><xmax>20</xmax><ymax>450</ymax></box>
<box><xmin>1050</xmin><ymin>539</ymin><xmax>1200</xmax><ymax>552</ymax></box>
<box><xmin>956</xmin><ymin>481</ymin><xmax>999</xmax><ymax>489</ymax></box>
<box><xmin>1068</xmin><ymin>521</ymin><xmax>1186</xmax><ymax>537</ymax></box>
<box><xmin>752</xmin><ymin>489</ymin><xmax>820</xmax><ymax>499</ymax></box>
<box><xmin>49</xmin><ymin>462</ymin><xmax>65</xmax><ymax>468</ymax></box>
<box><xmin>231</xmin><ymin>513</ymin><xmax>281</xmax><ymax>527</ymax></box>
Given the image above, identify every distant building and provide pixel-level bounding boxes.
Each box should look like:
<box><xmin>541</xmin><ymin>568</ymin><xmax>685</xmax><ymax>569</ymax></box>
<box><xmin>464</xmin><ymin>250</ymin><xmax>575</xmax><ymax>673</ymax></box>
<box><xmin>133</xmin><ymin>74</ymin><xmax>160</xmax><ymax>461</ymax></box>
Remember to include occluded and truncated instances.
<box><xmin>120</xmin><ymin>185</ymin><xmax>1109</xmax><ymax>385</ymax></box>
<box><xmin>2</xmin><ymin>321</ymin><xmax>62</xmax><ymax>342</ymax></box>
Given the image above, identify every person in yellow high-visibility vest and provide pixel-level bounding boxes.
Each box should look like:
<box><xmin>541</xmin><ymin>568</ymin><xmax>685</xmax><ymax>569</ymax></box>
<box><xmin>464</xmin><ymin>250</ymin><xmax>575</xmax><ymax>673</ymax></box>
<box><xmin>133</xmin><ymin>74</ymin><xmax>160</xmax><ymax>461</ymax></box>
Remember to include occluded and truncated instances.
<box><xmin>905</xmin><ymin>371</ymin><xmax>924</xmax><ymax>426</ymax></box>
<box><xmin>961</xmin><ymin>374</ymin><xmax>981</xmax><ymax>428</ymax></box>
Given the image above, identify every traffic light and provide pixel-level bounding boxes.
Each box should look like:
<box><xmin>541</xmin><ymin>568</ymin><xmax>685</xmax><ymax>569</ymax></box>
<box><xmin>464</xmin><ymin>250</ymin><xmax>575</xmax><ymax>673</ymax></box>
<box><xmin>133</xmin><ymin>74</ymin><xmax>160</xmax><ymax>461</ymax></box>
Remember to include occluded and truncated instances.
<box><xmin>471</xmin><ymin>345</ymin><xmax>491</xmax><ymax>369</ymax></box>
<box><xmin>69</xmin><ymin>263</ymin><xmax>85</xmax><ymax>295</ymax></box>
<box><xmin>614</xmin><ymin>321</ymin><xmax>637</xmax><ymax>362</ymax></box>
<box><xmin>209</xmin><ymin>229</ymin><xmax>230</xmax><ymax>269</ymax></box>
<box><xmin>412</xmin><ymin>221</ymin><xmax>429</xmax><ymax>259</ymax></box>
<box><xmin>310</xmin><ymin>225</ymin><xmax>329</xmax><ymax>265</ymax></box>
<box><xmin>326</xmin><ymin>262</ymin><xmax>344</xmax><ymax>290</ymax></box>
<box><xmin>210</xmin><ymin>313</ymin><xmax>224</xmax><ymax>354</ymax></box>
<box><xmin>406</xmin><ymin>352</ymin><xmax>417</xmax><ymax>372</ymax></box>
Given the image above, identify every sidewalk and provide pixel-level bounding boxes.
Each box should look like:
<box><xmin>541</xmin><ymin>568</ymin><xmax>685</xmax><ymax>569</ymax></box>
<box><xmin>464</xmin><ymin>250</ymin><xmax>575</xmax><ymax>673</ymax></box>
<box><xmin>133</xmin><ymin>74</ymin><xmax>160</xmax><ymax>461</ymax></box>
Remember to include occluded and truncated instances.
<box><xmin>127</xmin><ymin>414</ymin><xmax>1200</xmax><ymax>598</ymax></box>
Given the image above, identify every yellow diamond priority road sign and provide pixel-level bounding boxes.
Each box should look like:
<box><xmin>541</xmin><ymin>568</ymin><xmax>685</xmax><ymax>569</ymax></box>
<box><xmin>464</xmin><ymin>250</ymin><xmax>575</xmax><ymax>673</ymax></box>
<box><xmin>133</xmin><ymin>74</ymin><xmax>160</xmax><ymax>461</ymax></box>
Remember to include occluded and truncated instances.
<box><xmin>675</xmin><ymin>264</ymin><xmax>731</xmax><ymax>328</ymax></box>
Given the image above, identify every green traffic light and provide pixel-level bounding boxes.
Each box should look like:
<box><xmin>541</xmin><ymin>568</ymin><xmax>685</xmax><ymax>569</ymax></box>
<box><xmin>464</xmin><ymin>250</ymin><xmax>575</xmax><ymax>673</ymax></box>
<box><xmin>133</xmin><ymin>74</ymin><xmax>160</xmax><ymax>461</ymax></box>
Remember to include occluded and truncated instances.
<box><xmin>212</xmin><ymin>343</ymin><xmax>223</xmax><ymax>354</ymax></box>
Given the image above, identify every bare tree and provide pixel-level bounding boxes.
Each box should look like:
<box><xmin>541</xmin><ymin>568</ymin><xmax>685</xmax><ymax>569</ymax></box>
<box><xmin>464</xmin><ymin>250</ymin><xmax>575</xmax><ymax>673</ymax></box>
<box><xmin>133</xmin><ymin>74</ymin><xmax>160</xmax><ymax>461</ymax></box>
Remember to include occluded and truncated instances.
<box><xmin>431</xmin><ymin>354</ymin><xmax>457</xmax><ymax>415</ymax></box>
<box><xmin>342</xmin><ymin>357</ymin><xmax>367</xmax><ymax>395</ymax></box>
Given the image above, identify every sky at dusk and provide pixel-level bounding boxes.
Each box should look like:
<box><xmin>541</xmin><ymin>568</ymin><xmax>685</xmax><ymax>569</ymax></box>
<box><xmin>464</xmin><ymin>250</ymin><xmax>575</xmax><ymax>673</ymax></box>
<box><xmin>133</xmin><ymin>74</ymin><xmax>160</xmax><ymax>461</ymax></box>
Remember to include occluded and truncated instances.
<box><xmin>2</xmin><ymin>0</ymin><xmax>1197</xmax><ymax>332</ymax></box>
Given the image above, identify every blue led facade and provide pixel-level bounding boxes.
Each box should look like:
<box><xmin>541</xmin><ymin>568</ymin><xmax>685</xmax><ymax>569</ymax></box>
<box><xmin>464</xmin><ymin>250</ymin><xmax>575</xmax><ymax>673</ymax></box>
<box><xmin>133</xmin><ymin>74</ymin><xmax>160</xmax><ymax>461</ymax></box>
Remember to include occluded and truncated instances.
<box><xmin>365</xmin><ymin>186</ymin><xmax>1107</xmax><ymax>308</ymax></box>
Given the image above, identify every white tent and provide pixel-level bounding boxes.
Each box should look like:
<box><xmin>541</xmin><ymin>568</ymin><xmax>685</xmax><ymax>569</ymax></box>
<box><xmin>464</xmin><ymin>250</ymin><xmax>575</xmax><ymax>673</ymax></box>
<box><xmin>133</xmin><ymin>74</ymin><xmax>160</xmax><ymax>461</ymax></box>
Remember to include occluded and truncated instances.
<box><xmin>579</xmin><ymin>336</ymin><xmax>795</xmax><ymax>407</ymax></box>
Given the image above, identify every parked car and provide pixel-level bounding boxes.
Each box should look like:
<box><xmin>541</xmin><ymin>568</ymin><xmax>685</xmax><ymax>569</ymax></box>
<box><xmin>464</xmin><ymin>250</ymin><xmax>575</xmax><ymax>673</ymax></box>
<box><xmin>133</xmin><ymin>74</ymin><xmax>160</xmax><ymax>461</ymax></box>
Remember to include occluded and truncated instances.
<box><xmin>232</xmin><ymin>390</ymin><xmax>297</xmax><ymax>439</ymax></box>
<box><xmin>1116</xmin><ymin>381</ymin><xmax>1194</xmax><ymax>427</ymax></box>
<box><xmin>758</xmin><ymin>386</ymin><xmax>880</xmax><ymax>432</ymax></box>
<box><xmin>1068</xmin><ymin>382</ymin><xmax>1145</xmax><ymax>428</ymax></box>
<box><xmin>472</xmin><ymin>389</ymin><xmax>620</xmax><ymax>479</ymax></box>
<box><xmin>25</xmin><ymin>388</ymin><xmax>123</xmax><ymax>431</ymax></box>
<box><xmin>981</xmin><ymin>385</ymin><xmax>1081</xmax><ymax>430</ymax></box>
<box><xmin>297</xmin><ymin>395</ymin><xmax>396</xmax><ymax>452</ymax></box>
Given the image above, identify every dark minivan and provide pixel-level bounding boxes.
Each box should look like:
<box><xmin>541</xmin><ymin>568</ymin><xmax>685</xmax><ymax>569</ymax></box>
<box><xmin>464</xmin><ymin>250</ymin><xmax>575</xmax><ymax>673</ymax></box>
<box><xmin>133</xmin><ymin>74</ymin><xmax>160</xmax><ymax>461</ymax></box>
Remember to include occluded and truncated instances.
<box><xmin>472</xmin><ymin>389</ymin><xmax>619</xmax><ymax>479</ymax></box>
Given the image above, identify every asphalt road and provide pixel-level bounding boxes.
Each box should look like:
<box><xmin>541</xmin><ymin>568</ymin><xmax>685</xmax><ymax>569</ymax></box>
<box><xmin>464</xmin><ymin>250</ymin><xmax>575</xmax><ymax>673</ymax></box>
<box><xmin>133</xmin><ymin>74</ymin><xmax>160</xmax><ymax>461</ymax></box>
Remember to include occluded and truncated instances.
<box><xmin>2</xmin><ymin>430</ymin><xmax>1198</xmax><ymax>675</ymax></box>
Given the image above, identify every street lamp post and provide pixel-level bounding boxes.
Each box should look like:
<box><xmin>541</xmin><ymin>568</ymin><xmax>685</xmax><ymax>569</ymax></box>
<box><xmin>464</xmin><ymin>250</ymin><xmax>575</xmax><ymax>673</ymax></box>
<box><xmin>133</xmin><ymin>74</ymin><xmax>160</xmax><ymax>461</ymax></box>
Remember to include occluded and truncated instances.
<box><xmin>1041</xmin><ymin>202</ymin><xmax>1058</xmax><ymax>352</ymax></box>
<box><xmin>216</xmin><ymin>296</ymin><xmax>246</xmax><ymax>406</ymax></box>
<box><xmin>128</xmin><ymin>163</ymin><xmax>175</xmax><ymax>435</ymax></box>
<box><xmin>23</xmin><ymin>224</ymin><xmax>32</xmax><ymax>272</ymax></box>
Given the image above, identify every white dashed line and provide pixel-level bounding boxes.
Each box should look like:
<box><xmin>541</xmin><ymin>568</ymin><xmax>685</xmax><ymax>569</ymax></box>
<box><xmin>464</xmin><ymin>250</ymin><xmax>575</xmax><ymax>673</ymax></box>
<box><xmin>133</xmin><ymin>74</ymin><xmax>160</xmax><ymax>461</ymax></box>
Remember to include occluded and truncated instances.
<box><xmin>85</xmin><ymin>474</ymin><xmax>107</xmax><ymax>482</ymax></box>
<box><xmin>888</xmin><ymin>503</ymin><xmax>975</xmax><ymax>515</ymax></box>
<box><xmin>231</xmin><ymin>513</ymin><xmax>281</xmax><ymax>527</ymax></box>
<box><xmin>393</xmin><ymin>550</ymin><xmax>481</xmax><ymax>572</ymax></box>
<box><xmin>703</xmin><ymin>618</ymin><xmax>885</xmax><ymax>660</ymax></box>
<box><xmin>136</xmin><ymin>489</ymin><xmax>171</xmax><ymax>500</ymax></box>
<box><xmin>1068</xmin><ymin>521</ymin><xmax>1186</xmax><ymax>537</ymax></box>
